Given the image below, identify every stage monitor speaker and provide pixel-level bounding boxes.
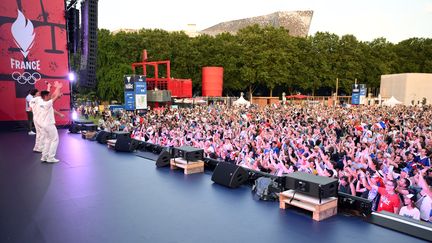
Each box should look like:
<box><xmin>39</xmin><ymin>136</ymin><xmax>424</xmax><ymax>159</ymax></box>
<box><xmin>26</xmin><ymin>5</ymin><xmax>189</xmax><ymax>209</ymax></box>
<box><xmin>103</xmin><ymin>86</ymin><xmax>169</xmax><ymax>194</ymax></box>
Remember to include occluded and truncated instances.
<box><xmin>156</xmin><ymin>150</ymin><xmax>171</xmax><ymax>168</ymax></box>
<box><xmin>203</xmin><ymin>157</ymin><xmax>221</xmax><ymax>171</ymax></box>
<box><xmin>114</xmin><ymin>136</ymin><xmax>139</xmax><ymax>152</ymax></box>
<box><xmin>172</xmin><ymin>146</ymin><xmax>204</xmax><ymax>161</ymax></box>
<box><xmin>338</xmin><ymin>192</ymin><xmax>372</xmax><ymax>216</ymax></box>
<box><xmin>96</xmin><ymin>131</ymin><xmax>112</xmax><ymax>144</ymax></box>
<box><xmin>285</xmin><ymin>172</ymin><xmax>338</xmax><ymax>199</ymax></box>
<box><xmin>211</xmin><ymin>162</ymin><xmax>248</xmax><ymax>188</ymax></box>
<box><xmin>69</xmin><ymin>123</ymin><xmax>80</xmax><ymax>133</ymax></box>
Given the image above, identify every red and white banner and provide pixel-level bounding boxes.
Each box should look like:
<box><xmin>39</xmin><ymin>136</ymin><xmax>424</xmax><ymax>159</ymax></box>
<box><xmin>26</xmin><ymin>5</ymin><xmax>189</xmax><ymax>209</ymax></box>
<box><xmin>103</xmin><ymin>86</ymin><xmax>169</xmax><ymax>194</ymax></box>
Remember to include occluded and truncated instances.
<box><xmin>0</xmin><ymin>0</ymin><xmax>70</xmax><ymax>125</ymax></box>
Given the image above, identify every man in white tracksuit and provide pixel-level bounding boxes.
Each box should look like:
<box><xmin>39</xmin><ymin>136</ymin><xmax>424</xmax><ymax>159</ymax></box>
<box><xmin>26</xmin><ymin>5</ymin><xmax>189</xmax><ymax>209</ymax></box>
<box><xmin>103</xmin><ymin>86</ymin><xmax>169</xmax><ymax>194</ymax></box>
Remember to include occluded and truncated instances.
<box><xmin>39</xmin><ymin>82</ymin><xmax>63</xmax><ymax>163</ymax></box>
<box><xmin>30</xmin><ymin>83</ymin><xmax>53</xmax><ymax>153</ymax></box>
<box><xmin>29</xmin><ymin>89</ymin><xmax>44</xmax><ymax>152</ymax></box>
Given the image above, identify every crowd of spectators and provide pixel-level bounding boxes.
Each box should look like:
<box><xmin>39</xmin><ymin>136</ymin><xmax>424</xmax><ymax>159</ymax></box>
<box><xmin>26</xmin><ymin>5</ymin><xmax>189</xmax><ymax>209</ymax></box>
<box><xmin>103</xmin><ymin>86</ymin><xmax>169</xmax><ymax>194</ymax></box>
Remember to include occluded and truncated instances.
<box><xmin>76</xmin><ymin>104</ymin><xmax>99</xmax><ymax>120</ymax></box>
<box><xmin>90</xmin><ymin>103</ymin><xmax>432</xmax><ymax>222</ymax></box>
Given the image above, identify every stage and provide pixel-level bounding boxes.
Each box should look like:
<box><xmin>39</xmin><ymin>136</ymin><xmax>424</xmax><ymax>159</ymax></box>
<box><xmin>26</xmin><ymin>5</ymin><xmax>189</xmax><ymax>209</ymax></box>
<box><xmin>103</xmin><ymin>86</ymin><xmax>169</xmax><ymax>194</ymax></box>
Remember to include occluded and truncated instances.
<box><xmin>0</xmin><ymin>130</ymin><xmax>427</xmax><ymax>243</ymax></box>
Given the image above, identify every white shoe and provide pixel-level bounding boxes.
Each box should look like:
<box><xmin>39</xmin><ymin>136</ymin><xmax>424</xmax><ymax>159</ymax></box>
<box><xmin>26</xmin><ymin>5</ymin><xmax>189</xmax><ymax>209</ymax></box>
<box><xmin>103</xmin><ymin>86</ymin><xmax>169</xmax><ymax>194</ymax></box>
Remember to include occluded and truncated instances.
<box><xmin>33</xmin><ymin>149</ymin><xmax>42</xmax><ymax>153</ymax></box>
<box><xmin>46</xmin><ymin>158</ymin><xmax>60</xmax><ymax>163</ymax></box>
<box><xmin>41</xmin><ymin>157</ymin><xmax>47</xmax><ymax>162</ymax></box>
<box><xmin>28</xmin><ymin>131</ymin><xmax>36</xmax><ymax>135</ymax></box>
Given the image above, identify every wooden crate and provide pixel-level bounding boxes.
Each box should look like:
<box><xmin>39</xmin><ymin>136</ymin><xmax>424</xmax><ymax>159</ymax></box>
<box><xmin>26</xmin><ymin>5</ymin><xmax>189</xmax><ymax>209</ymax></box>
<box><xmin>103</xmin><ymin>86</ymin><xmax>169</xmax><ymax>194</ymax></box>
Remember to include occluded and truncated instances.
<box><xmin>279</xmin><ymin>189</ymin><xmax>338</xmax><ymax>221</ymax></box>
<box><xmin>170</xmin><ymin>158</ymin><xmax>204</xmax><ymax>175</ymax></box>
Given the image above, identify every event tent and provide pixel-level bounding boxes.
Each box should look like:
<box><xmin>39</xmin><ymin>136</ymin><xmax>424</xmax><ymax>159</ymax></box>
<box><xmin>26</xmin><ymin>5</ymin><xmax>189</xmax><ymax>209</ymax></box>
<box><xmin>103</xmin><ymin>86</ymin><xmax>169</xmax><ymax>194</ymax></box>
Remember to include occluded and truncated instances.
<box><xmin>382</xmin><ymin>96</ymin><xmax>403</xmax><ymax>107</ymax></box>
<box><xmin>233</xmin><ymin>95</ymin><xmax>251</xmax><ymax>106</ymax></box>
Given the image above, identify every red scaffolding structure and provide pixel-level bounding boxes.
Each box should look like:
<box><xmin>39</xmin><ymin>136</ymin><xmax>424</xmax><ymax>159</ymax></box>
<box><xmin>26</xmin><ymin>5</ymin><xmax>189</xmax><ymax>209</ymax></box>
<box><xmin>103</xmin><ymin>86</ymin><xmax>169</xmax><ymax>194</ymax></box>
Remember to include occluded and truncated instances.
<box><xmin>131</xmin><ymin>50</ymin><xmax>192</xmax><ymax>98</ymax></box>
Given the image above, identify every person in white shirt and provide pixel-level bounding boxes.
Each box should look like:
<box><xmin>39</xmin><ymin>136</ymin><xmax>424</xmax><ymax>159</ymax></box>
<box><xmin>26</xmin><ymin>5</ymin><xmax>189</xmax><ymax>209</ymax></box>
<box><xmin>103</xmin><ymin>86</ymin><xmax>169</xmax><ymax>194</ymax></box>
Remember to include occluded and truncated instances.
<box><xmin>39</xmin><ymin>82</ymin><xmax>64</xmax><ymax>163</ymax></box>
<box><xmin>29</xmin><ymin>89</ymin><xmax>43</xmax><ymax>152</ymax></box>
<box><xmin>29</xmin><ymin>83</ymin><xmax>52</xmax><ymax>153</ymax></box>
<box><xmin>26</xmin><ymin>89</ymin><xmax>37</xmax><ymax>135</ymax></box>
<box><xmin>399</xmin><ymin>194</ymin><xmax>421</xmax><ymax>220</ymax></box>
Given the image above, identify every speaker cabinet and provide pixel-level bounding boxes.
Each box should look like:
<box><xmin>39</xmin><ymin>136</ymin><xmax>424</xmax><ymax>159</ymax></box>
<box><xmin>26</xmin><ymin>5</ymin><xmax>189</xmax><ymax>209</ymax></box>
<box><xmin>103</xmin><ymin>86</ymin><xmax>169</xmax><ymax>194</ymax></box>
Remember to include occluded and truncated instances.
<box><xmin>285</xmin><ymin>172</ymin><xmax>338</xmax><ymax>199</ymax></box>
<box><xmin>114</xmin><ymin>136</ymin><xmax>139</xmax><ymax>152</ymax></box>
<box><xmin>172</xmin><ymin>146</ymin><xmax>204</xmax><ymax>162</ymax></box>
<box><xmin>338</xmin><ymin>192</ymin><xmax>372</xmax><ymax>216</ymax></box>
<box><xmin>211</xmin><ymin>162</ymin><xmax>248</xmax><ymax>188</ymax></box>
<box><xmin>203</xmin><ymin>157</ymin><xmax>221</xmax><ymax>171</ymax></box>
<box><xmin>96</xmin><ymin>131</ymin><xmax>112</xmax><ymax>144</ymax></box>
<box><xmin>69</xmin><ymin>123</ymin><xmax>80</xmax><ymax>133</ymax></box>
<box><xmin>156</xmin><ymin>150</ymin><xmax>172</xmax><ymax>168</ymax></box>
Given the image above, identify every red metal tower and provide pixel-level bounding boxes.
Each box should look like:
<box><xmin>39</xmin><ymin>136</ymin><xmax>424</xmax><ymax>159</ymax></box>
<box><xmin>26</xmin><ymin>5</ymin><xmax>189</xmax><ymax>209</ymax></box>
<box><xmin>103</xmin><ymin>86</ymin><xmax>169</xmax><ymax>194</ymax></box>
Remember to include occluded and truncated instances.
<box><xmin>131</xmin><ymin>50</ymin><xmax>192</xmax><ymax>98</ymax></box>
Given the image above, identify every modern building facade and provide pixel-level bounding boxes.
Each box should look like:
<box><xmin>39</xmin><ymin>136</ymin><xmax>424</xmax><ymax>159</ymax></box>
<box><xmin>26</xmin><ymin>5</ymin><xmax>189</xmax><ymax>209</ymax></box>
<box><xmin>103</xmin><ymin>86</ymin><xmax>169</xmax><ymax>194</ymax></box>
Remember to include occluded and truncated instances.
<box><xmin>200</xmin><ymin>11</ymin><xmax>314</xmax><ymax>37</ymax></box>
<box><xmin>380</xmin><ymin>73</ymin><xmax>432</xmax><ymax>105</ymax></box>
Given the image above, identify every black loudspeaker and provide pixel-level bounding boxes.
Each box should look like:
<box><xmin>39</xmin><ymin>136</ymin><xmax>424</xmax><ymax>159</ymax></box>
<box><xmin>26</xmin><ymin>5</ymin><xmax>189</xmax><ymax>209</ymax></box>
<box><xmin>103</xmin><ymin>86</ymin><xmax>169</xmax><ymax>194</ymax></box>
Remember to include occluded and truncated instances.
<box><xmin>172</xmin><ymin>146</ymin><xmax>204</xmax><ymax>161</ymax></box>
<box><xmin>69</xmin><ymin>123</ymin><xmax>80</xmax><ymax>133</ymax></box>
<box><xmin>114</xmin><ymin>136</ymin><xmax>139</xmax><ymax>152</ymax></box>
<box><xmin>155</xmin><ymin>150</ymin><xmax>171</xmax><ymax>168</ymax></box>
<box><xmin>211</xmin><ymin>162</ymin><xmax>248</xmax><ymax>188</ymax></box>
<box><xmin>338</xmin><ymin>192</ymin><xmax>372</xmax><ymax>216</ymax></box>
<box><xmin>79</xmin><ymin>0</ymin><xmax>98</xmax><ymax>88</ymax></box>
<box><xmin>203</xmin><ymin>157</ymin><xmax>221</xmax><ymax>171</ymax></box>
<box><xmin>96</xmin><ymin>131</ymin><xmax>112</xmax><ymax>144</ymax></box>
<box><xmin>141</xmin><ymin>142</ymin><xmax>162</xmax><ymax>154</ymax></box>
<box><xmin>285</xmin><ymin>172</ymin><xmax>338</xmax><ymax>199</ymax></box>
<box><xmin>66</xmin><ymin>7</ymin><xmax>80</xmax><ymax>53</ymax></box>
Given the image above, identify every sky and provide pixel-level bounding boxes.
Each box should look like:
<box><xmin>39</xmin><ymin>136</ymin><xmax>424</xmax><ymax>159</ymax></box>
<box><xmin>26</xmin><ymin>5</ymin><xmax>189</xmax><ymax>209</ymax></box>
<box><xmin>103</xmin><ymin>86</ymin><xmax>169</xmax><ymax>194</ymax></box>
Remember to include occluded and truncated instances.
<box><xmin>97</xmin><ymin>0</ymin><xmax>432</xmax><ymax>43</ymax></box>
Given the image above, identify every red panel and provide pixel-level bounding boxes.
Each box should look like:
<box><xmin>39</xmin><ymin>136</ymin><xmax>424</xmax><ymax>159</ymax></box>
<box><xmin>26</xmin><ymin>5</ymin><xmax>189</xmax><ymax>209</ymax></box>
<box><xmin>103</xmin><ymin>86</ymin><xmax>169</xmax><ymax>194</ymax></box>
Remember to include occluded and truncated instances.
<box><xmin>13</xmin><ymin>95</ymin><xmax>27</xmax><ymax>121</ymax></box>
<box><xmin>202</xmin><ymin>67</ymin><xmax>223</xmax><ymax>97</ymax></box>
<box><xmin>183</xmin><ymin>79</ymin><xmax>192</xmax><ymax>98</ymax></box>
<box><xmin>29</xmin><ymin>25</ymin><xmax>69</xmax><ymax>77</ymax></box>
<box><xmin>1</xmin><ymin>0</ymin><xmax>19</xmax><ymax>19</ymax></box>
<box><xmin>0</xmin><ymin>0</ymin><xmax>70</xmax><ymax>124</ymax></box>
<box><xmin>0</xmin><ymin>23</ymin><xmax>23</xmax><ymax>75</ymax></box>
<box><xmin>0</xmin><ymin>82</ymin><xmax>18</xmax><ymax>121</ymax></box>
<box><xmin>169</xmin><ymin>80</ymin><xmax>181</xmax><ymax>97</ymax></box>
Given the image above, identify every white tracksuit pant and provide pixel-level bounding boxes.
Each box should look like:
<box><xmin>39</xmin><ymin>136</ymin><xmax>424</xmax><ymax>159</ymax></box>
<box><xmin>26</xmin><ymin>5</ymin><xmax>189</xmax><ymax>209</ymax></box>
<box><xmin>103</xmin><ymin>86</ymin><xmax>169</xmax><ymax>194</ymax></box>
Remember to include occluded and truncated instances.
<box><xmin>42</xmin><ymin>124</ymin><xmax>59</xmax><ymax>160</ymax></box>
<box><xmin>33</xmin><ymin>121</ymin><xmax>45</xmax><ymax>151</ymax></box>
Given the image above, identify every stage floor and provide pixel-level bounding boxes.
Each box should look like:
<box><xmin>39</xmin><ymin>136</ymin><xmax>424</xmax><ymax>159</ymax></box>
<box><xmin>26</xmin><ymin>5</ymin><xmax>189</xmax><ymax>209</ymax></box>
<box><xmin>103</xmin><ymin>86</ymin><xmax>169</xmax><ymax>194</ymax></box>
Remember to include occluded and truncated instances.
<box><xmin>0</xmin><ymin>130</ymin><xmax>427</xmax><ymax>243</ymax></box>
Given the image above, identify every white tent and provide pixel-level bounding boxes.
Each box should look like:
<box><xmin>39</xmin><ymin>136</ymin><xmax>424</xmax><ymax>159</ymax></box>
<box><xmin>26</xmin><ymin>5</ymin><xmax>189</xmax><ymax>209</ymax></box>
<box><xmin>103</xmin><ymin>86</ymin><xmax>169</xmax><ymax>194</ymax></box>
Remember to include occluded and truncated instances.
<box><xmin>233</xmin><ymin>93</ymin><xmax>251</xmax><ymax>107</ymax></box>
<box><xmin>382</xmin><ymin>96</ymin><xmax>403</xmax><ymax>107</ymax></box>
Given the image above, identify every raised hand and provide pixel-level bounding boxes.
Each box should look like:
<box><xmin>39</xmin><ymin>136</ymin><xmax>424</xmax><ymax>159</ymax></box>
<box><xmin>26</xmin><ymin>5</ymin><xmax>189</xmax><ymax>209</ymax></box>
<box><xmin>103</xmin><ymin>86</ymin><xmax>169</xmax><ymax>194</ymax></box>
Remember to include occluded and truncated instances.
<box><xmin>54</xmin><ymin>81</ymin><xmax>63</xmax><ymax>89</ymax></box>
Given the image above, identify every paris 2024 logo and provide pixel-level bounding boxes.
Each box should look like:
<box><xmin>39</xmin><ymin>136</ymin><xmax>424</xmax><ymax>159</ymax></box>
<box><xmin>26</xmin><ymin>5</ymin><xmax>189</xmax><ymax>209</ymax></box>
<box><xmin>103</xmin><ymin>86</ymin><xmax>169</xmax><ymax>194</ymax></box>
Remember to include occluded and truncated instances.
<box><xmin>10</xmin><ymin>10</ymin><xmax>41</xmax><ymax>85</ymax></box>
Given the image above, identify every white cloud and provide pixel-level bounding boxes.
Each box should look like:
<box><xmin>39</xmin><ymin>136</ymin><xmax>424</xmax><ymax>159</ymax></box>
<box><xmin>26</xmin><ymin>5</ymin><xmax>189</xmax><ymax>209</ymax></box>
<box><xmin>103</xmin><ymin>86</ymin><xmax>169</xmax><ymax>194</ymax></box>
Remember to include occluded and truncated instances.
<box><xmin>426</xmin><ymin>3</ymin><xmax>432</xmax><ymax>13</ymax></box>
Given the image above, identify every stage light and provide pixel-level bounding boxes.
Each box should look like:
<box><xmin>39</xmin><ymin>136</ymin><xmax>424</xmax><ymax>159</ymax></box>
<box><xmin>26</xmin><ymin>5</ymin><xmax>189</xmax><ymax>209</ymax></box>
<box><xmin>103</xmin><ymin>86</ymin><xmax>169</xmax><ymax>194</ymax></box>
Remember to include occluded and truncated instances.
<box><xmin>72</xmin><ymin>110</ymin><xmax>78</xmax><ymax>120</ymax></box>
<box><xmin>69</xmin><ymin>72</ymin><xmax>76</xmax><ymax>82</ymax></box>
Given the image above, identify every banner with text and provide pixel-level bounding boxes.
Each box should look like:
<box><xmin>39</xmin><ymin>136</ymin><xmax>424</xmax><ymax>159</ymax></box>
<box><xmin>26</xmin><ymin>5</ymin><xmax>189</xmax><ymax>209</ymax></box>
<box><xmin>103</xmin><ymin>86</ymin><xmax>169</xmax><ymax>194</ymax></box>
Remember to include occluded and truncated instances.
<box><xmin>0</xmin><ymin>0</ymin><xmax>71</xmax><ymax>125</ymax></box>
<box><xmin>134</xmin><ymin>75</ymin><xmax>147</xmax><ymax>110</ymax></box>
<box><xmin>124</xmin><ymin>75</ymin><xmax>135</xmax><ymax>110</ymax></box>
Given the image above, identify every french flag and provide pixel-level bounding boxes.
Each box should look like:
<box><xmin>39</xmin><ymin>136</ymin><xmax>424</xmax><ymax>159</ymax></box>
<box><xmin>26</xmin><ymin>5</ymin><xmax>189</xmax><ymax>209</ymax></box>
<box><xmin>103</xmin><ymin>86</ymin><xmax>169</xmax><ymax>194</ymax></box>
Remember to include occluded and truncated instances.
<box><xmin>376</xmin><ymin>121</ymin><xmax>386</xmax><ymax>129</ymax></box>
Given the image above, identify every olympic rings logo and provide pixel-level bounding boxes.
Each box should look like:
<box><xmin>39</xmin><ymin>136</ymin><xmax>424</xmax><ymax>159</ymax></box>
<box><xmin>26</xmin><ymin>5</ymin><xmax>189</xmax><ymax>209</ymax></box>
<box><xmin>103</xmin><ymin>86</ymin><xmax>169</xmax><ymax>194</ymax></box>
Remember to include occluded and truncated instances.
<box><xmin>11</xmin><ymin>71</ymin><xmax>41</xmax><ymax>84</ymax></box>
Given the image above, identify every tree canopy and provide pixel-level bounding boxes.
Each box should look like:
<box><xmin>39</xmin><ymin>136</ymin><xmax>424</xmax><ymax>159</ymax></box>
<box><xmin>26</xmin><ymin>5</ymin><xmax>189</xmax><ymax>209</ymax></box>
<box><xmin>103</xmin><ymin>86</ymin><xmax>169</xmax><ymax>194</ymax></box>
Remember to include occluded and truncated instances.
<box><xmin>91</xmin><ymin>26</ymin><xmax>432</xmax><ymax>101</ymax></box>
